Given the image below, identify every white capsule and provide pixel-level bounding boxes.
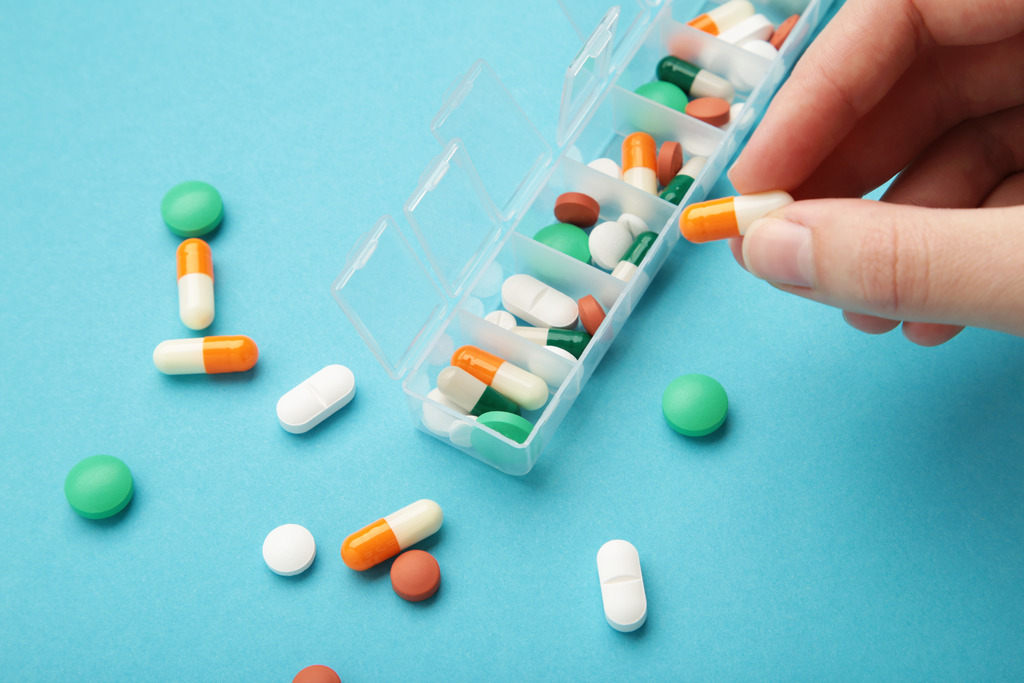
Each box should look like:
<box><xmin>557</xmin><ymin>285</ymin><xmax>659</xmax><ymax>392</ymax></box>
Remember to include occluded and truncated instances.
<box><xmin>588</xmin><ymin>157</ymin><xmax>622</xmax><ymax>180</ymax></box>
<box><xmin>501</xmin><ymin>274</ymin><xmax>578</xmax><ymax>329</ymax></box>
<box><xmin>485</xmin><ymin>310</ymin><xmax>517</xmax><ymax>331</ymax></box>
<box><xmin>492</xmin><ymin>362</ymin><xmax>548</xmax><ymax>411</ymax></box>
<box><xmin>691</xmin><ymin>69</ymin><xmax>736</xmax><ymax>103</ymax></box>
<box><xmin>736</xmin><ymin>190</ymin><xmax>795</xmax><ymax>234</ymax></box>
<box><xmin>717</xmin><ymin>13</ymin><xmax>775</xmax><ymax>45</ymax></box>
<box><xmin>622</xmin><ymin>166</ymin><xmax>658</xmax><ymax>196</ymax></box>
<box><xmin>616</xmin><ymin>213</ymin><xmax>650</xmax><ymax>240</ymax></box>
<box><xmin>589</xmin><ymin>220</ymin><xmax>634</xmax><ymax>271</ymax></box>
<box><xmin>610</xmin><ymin>261</ymin><xmax>638</xmax><ymax>283</ymax></box>
<box><xmin>263</xmin><ymin>524</ymin><xmax>316</xmax><ymax>576</ymax></box>
<box><xmin>276</xmin><ymin>364</ymin><xmax>355</xmax><ymax>434</ymax></box>
<box><xmin>597</xmin><ymin>540</ymin><xmax>647</xmax><ymax>632</ymax></box>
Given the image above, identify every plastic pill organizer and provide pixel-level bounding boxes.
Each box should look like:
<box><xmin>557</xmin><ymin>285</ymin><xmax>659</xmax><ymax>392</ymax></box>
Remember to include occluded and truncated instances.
<box><xmin>334</xmin><ymin>0</ymin><xmax>835</xmax><ymax>475</ymax></box>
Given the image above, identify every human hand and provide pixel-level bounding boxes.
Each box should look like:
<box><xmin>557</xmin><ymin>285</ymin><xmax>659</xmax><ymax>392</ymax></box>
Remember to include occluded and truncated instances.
<box><xmin>727</xmin><ymin>0</ymin><xmax>1024</xmax><ymax>345</ymax></box>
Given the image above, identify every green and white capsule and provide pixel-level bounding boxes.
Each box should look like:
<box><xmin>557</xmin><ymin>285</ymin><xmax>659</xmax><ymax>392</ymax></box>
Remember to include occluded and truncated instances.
<box><xmin>659</xmin><ymin>156</ymin><xmax>707</xmax><ymax>205</ymax></box>
<box><xmin>437</xmin><ymin>366</ymin><xmax>521</xmax><ymax>417</ymax></box>
<box><xmin>512</xmin><ymin>327</ymin><xmax>591</xmax><ymax>359</ymax></box>
<box><xmin>611</xmin><ymin>232</ymin><xmax>659</xmax><ymax>283</ymax></box>
<box><xmin>656</xmin><ymin>57</ymin><xmax>735</xmax><ymax>103</ymax></box>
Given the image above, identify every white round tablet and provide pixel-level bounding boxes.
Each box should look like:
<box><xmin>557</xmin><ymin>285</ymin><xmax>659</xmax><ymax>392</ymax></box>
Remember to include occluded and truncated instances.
<box><xmin>588</xmin><ymin>157</ymin><xmax>622</xmax><ymax>180</ymax></box>
<box><xmin>485</xmin><ymin>310</ymin><xmax>517</xmax><ymax>331</ymax></box>
<box><xmin>616</xmin><ymin>213</ymin><xmax>650</xmax><ymax>240</ymax></box>
<box><xmin>589</xmin><ymin>220</ymin><xmax>634</xmax><ymax>270</ymax></box>
<box><xmin>262</xmin><ymin>524</ymin><xmax>316</xmax><ymax>576</ymax></box>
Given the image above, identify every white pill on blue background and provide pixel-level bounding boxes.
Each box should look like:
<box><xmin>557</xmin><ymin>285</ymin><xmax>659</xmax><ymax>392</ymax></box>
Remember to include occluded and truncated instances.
<box><xmin>276</xmin><ymin>364</ymin><xmax>355</xmax><ymax>434</ymax></box>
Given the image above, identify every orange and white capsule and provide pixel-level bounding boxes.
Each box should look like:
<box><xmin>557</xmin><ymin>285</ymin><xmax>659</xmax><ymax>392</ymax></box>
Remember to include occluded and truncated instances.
<box><xmin>621</xmin><ymin>132</ymin><xmax>658</xmax><ymax>195</ymax></box>
<box><xmin>341</xmin><ymin>499</ymin><xmax>443</xmax><ymax>571</ymax></box>
<box><xmin>176</xmin><ymin>238</ymin><xmax>214</xmax><ymax>330</ymax></box>
<box><xmin>680</xmin><ymin>190</ymin><xmax>793</xmax><ymax>243</ymax></box>
<box><xmin>153</xmin><ymin>335</ymin><xmax>258</xmax><ymax>374</ymax></box>
<box><xmin>687</xmin><ymin>0</ymin><xmax>755</xmax><ymax>35</ymax></box>
<box><xmin>451</xmin><ymin>345</ymin><xmax>549</xmax><ymax>411</ymax></box>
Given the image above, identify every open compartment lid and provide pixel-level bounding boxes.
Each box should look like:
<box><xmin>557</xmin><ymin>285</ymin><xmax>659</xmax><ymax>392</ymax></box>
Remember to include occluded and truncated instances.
<box><xmin>332</xmin><ymin>214</ymin><xmax>449</xmax><ymax>380</ymax></box>
<box><xmin>558</xmin><ymin>0</ymin><xmax>660</xmax><ymax>69</ymax></box>
<box><xmin>430</xmin><ymin>60</ymin><xmax>551</xmax><ymax>223</ymax></box>
<box><xmin>556</xmin><ymin>6</ymin><xmax>618</xmax><ymax>147</ymax></box>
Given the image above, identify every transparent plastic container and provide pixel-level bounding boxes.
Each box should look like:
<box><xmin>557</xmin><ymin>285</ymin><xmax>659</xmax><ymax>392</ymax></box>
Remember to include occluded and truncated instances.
<box><xmin>333</xmin><ymin>0</ymin><xmax>836</xmax><ymax>475</ymax></box>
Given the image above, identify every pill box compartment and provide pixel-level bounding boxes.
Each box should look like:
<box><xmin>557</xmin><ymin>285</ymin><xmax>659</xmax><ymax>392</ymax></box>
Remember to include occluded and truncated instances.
<box><xmin>334</xmin><ymin>0</ymin><xmax>835</xmax><ymax>475</ymax></box>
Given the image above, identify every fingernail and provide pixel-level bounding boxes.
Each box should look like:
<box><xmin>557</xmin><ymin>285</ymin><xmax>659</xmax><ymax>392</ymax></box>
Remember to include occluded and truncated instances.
<box><xmin>741</xmin><ymin>217</ymin><xmax>814</xmax><ymax>287</ymax></box>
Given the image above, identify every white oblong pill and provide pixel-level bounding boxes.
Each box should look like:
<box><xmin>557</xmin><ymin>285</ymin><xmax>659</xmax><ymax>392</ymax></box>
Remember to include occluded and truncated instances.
<box><xmin>588</xmin><ymin>157</ymin><xmax>622</xmax><ymax>180</ymax></box>
<box><xmin>597</xmin><ymin>539</ymin><xmax>647</xmax><ymax>632</ymax></box>
<box><xmin>501</xmin><ymin>274</ymin><xmax>578</xmax><ymax>329</ymax></box>
<box><xmin>616</xmin><ymin>213</ymin><xmax>650</xmax><ymax>240</ymax></box>
<box><xmin>276</xmin><ymin>364</ymin><xmax>356</xmax><ymax>434</ymax></box>
<box><xmin>263</xmin><ymin>524</ymin><xmax>316</xmax><ymax>576</ymax></box>
<box><xmin>485</xmin><ymin>310</ymin><xmax>517</xmax><ymax>331</ymax></box>
<box><xmin>589</xmin><ymin>220</ymin><xmax>635</xmax><ymax>271</ymax></box>
<box><xmin>544</xmin><ymin>345</ymin><xmax>576</xmax><ymax>362</ymax></box>
<box><xmin>717</xmin><ymin>13</ymin><xmax>775</xmax><ymax>45</ymax></box>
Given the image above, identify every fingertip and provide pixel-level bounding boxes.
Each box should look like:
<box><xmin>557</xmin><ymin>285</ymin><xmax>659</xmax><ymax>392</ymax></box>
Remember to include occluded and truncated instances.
<box><xmin>901</xmin><ymin>322</ymin><xmax>964</xmax><ymax>347</ymax></box>
<box><xmin>843</xmin><ymin>311</ymin><xmax>901</xmax><ymax>335</ymax></box>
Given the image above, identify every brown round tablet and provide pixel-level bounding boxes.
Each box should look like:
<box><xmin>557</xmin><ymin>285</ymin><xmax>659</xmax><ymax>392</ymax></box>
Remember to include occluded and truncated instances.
<box><xmin>685</xmin><ymin>97</ymin><xmax>731</xmax><ymax>128</ymax></box>
<box><xmin>770</xmin><ymin>15</ymin><xmax>799</xmax><ymax>50</ymax></box>
<box><xmin>293</xmin><ymin>665</ymin><xmax>341</xmax><ymax>683</ymax></box>
<box><xmin>578</xmin><ymin>295</ymin><xmax>606</xmax><ymax>336</ymax></box>
<box><xmin>390</xmin><ymin>550</ymin><xmax>441</xmax><ymax>602</ymax></box>
<box><xmin>657</xmin><ymin>141</ymin><xmax>683</xmax><ymax>188</ymax></box>
<box><xmin>554</xmin><ymin>192</ymin><xmax>600</xmax><ymax>228</ymax></box>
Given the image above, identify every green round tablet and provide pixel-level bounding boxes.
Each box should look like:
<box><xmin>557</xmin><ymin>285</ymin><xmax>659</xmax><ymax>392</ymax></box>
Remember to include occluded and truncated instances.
<box><xmin>662</xmin><ymin>374</ymin><xmax>728</xmax><ymax>437</ymax></box>
<box><xmin>64</xmin><ymin>455</ymin><xmax>134</xmax><ymax>519</ymax></box>
<box><xmin>475</xmin><ymin>411</ymin><xmax>534</xmax><ymax>444</ymax></box>
<box><xmin>634</xmin><ymin>81</ymin><xmax>689</xmax><ymax>113</ymax></box>
<box><xmin>533</xmin><ymin>222</ymin><xmax>591</xmax><ymax>263</ymax></box>
<box><xmin>161</xmin><ymin>181</ymin><xmax>223</xmax><ymax>237</ymax></box>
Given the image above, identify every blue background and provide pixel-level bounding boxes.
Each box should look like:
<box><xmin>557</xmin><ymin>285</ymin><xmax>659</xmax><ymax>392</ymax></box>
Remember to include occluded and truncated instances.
<box><xmin>3</xmin><ymin>1</ymin><xmax>1023</xmax><ymax>681</ymax></box>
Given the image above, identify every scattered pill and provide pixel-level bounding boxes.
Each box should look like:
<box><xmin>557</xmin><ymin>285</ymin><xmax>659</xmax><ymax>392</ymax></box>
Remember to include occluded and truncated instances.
<box><xmin>176</xmin><ymin>238</ymin><xmax>214</xmax><ymax>330</ymax></box>
<box><xmin>512</xmin><ymin>326</ymin><xmax>591</xmax><ymax>358</ymax></box>
<box><xmin>64</xmin><ymin>455</ymin><xmax>134</xmax><ymax>519</ymax></box>
<box><xmin>276</xmin><ymin>364</ymin><xmax>356</xmax><ymax>434</ymax></box>
<box><xmin>717</xmin><ymin>13</ymin><xmax>775</xmax><ymax>45</ymax></box>
<box><xmin>656</xmin><ymin>56</ymin><xmax>735</xmax><ymax>103</ymax></box>
<box><xmin>153</xmin><ymin>335</ymin><xmax>259</xmax><ymax>374</ymax></box>
<box><xmin>390</xmin><ymin>549</ymin><xmax>441</xmax><ymax>602</ymax></box>
<box><xmin>589</xmin><ymin>220</ymin><xmax>634</xmax><ymax>271</ymax></box>
<box><xmin>501</xmin><ymin>274</ymin><xmax>579</xmax><ymax>329</ymax></box>
<box><xmin>770</xmin><ymin>14</ymin><xmax>800</xmax><ymax>49</ymax></box>
<box><xmin>484</xmin><ymin>310</ymin><xmax>517</xmax><ymax>331</ymax></box>
<box><xmin>659</xmin><ymin>156</ymin><xmax>707</xmax><ymax>205</ymax></box>
<box><xmin>662</xmin><ymin>373</ymin><xmax>728</xmax><ymax>436</ymax></box>
<box><xmin>292</xmin><ymin>665</ymin><xmax>341</xmax><ymax>683</ymax></box>
<box><xmin>687</xmin><ymin>0</ymin><xmax>754</xmax><ymax>35</ymax></box>
<box><xmin>533</xmin><ymin>222</ymin><xmax>591</xmax><ymax>264</ymax></box>
<box><xmin>554</xmin><ymin>192</ymin><xmax>601</xmax><ymax>228</ymax></box>
<box><xmin>611</xmin><ymin>231</ymin><xmax>658</xmax><ymax>282</ymax></box>
<box><xmin>634</xmin><ymin>81</ymin><xmax>689</xmax><ymax>113</ymax></box>
<box><xmin>475</xmin><ymin>410</ymin><xmax>534</xmax><ymax>444</ymax></box>
<box><xmin>161</xmin><ymin>181</ymin><xmax>223</xmax><ymax>238</ymax></box>
<box><xmin>438</xmin><ymin>366</ymin><xmax>521</xmax><ymax>416</ymax></box>
<box><xmin>597</xmin><ymin>540</ymin><xmax>647</xmax><ymax>632</ymax></box>
<box><xmin>656</xmin><ymin>141</ymin><xmax>683</xmax><ymax>188</ymax></box>
<box><xmin>587</xmin><ymin>157</ymin><xmax>622</xmax><ymax>180</ymax></box>
<box><xmin>679</xmin><ymin>190</ymin><xmax>793</xmax><ymax>243</ymax></box>
<box><xmin>451</xmin><ymin>345</ymin><xmax>549</xmax><ymax>411</ymax></box>
<box><xmin>686</xmin><ymin>97</ymin><xmax>731</xmax><ymax>127</ymax></box>
<box><xmin>545</xmin><ymin>345</ymin><xmax>577</xmax><ymax>362</ymax></box>
<box><xmin>621</xmin><ymin>132</ymin><xmax>658</xmax><ymax>195</ymax></box>
<box><xmin>577</xmin><ymin>295</ymin><xmax>607</xmax><ymax>336</ymax></box>
<box><xmin>263</xmin><ymin>524</ymin><xmax>316</xmax><ymax>576</ymax></box>
<box><xmin>616</xmin><ymin>213</ymin><xmax>650</xmax><ymax>240</ymax></box>
<box><xmin>341</xmin><ymin>500</ymin><xmax>443</xmax><ymax>571</ymax></box>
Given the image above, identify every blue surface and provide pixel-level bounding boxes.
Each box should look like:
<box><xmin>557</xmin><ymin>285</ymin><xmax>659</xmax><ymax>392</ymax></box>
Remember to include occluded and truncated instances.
<box><xmin>3</xmin><ymin>2</ymin><xmax>1024</xmax><ymax>681</ymax></box>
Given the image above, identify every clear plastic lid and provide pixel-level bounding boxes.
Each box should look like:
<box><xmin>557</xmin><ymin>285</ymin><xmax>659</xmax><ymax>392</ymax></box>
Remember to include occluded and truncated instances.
<box><xmin>431</xmin><ymin>60</ymin><xmax>551</xmax><ymax>222</ymax></box>
<box><xmin>558</xmin><ymin>0</ymin><xmax>661</xmax><ymax>62</ymax></box>
<box><xmin>557</xmin><ymin>7</ymin><xmax>618</xmax><ymax>147</ymax></box>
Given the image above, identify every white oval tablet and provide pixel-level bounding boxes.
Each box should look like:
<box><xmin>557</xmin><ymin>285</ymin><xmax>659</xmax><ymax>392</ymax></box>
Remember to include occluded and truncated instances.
<box><xmin>597</xmin><ymin>539</ymin><xmax>647</xmax><ymax>632</ymax></box>
<box><xmin>544</xmin><ymin>345</ymin><xmax>576</xmax><ymax>362</ymax></box>
<box><xmin>276</xmin><ymin>364</ymin><xmax>355</xmax><ymax>434</ymax></box>
<box><xmin>589</xmin><ymin>221</ymin><xmax>634</xmax><ymax>271</ymax></box>
<box><xmin>501</xmin><ymin>274</ymin><xmax>578</xmax><ymax>329</ymax></box>
<box><xmin>587</xmin><ymin>157</ymin><xmax>622</xmax><ymax>180</ymax></box>
<box><xmin>485</xmin><ymin>310</ymin><xmax>517</xmax><ymax>331</ymax></box>
<box><xmin>717</xmin><ymin>13</ymin><xmax>775</xmax><ymax>45</ymax></box>
<box><xmin>263</xmin><ymin>524</ymin><xmax>316</xmax><ymax>576</ymax></box>
<box><xmin>616</xmin><ymin>213</ymin><xmax>650</xmax><ymax>240</ymax></box>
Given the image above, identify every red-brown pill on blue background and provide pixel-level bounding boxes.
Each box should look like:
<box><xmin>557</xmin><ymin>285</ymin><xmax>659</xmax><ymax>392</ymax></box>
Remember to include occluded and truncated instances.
<box><xmin>554</xmin><ymin>192</ymin><xmax>600</xmax><ymax>228</ymax></box>
<box><xmin>657</xmin><ymin>141</ymin><xmax>683</xmax><ymax>187</ymax></box>
<box><xmin>293</xmin><ymin>664</ymin><xmax>341</xmax><ymax>683</ymax></box>
<box><xmin>390</xmin><ymin>549</ymin><xmax>441</xmax><ymax>602</ymax></box>
<box><xmin>578</xmin><ymin>295</ymin><xmax>606</xmax><ymax>336</ymax></box>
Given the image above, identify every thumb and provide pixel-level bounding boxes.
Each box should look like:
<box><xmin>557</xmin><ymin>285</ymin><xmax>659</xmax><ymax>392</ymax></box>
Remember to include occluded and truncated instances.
<box><xmin>739</xmin><ymin>199</ymin><xmax>1024</xmax><ymax>336</ymax></box>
